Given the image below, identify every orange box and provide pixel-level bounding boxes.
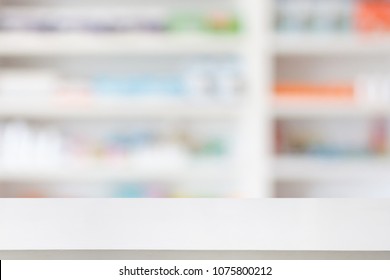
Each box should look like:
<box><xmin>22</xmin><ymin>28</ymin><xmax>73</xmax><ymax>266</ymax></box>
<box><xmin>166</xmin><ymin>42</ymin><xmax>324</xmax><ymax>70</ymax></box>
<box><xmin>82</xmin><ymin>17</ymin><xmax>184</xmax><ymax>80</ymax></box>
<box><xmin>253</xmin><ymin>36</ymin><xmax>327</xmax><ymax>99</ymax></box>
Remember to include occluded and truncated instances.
<box><xmin>274</xmin><ymin>83</ymin><xmax>355</xmax><ymax>102</ymax></box>
<box><xmin>356</xmin><ymin>0</ymin><xmax>390</xmax><ymax>33</ymax></box>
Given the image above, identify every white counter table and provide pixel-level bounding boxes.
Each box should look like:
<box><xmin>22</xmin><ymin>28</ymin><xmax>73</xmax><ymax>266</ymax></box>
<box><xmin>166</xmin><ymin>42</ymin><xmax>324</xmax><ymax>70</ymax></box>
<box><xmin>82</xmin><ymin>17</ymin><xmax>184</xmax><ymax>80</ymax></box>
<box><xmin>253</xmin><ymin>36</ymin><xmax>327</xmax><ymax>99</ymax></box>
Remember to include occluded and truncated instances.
<box><xmin>0</xmin><ymin>199</ymin><xmax>389</xmax><ymax>252</ymax></box>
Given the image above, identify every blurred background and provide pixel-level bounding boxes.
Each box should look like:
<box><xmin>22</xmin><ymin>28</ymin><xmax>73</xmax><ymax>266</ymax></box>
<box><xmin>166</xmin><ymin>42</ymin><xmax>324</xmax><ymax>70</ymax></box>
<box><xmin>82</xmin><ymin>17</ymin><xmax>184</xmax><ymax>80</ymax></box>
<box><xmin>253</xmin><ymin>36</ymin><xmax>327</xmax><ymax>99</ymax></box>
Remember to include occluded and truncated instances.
<box><xmin>0</xmin><ymin>0</ymin><xmax>390</xmax><ymax>198</ymax></box>
<box><xmin>0</xmin><ymin>0</ymin><xmax>247</xmax><ymax>198</ymax></box>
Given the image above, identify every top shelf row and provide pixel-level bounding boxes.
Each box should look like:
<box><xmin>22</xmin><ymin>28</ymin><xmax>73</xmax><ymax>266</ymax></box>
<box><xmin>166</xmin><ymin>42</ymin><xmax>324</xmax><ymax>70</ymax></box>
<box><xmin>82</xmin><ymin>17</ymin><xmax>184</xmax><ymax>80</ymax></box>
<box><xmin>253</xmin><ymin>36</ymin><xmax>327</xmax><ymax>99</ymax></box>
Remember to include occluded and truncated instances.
<box><xmin>0</xmin><ymin>3</ymin><xmax>244</xmax><ymax>56</ymax></box>
<box><xmin>274</xmin><ymin>0</ymin><xmax>390</xmax><ymax>55</ymax></box>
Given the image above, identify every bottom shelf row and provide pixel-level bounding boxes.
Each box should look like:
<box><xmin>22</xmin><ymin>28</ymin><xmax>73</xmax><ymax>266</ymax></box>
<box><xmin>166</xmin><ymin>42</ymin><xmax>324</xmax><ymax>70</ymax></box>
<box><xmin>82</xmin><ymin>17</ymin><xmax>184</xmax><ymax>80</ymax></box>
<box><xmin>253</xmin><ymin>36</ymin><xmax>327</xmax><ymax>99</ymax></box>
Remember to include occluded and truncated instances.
<box><xmin>274</xmin><ymin>117</ymin><xmax>390</xmax><ymax>198</ymax></box>
<box><xmin>276</xmin><ymin>181</ymin><xmax>390</xmax><ymax>198</ymax></box>
<box><xmin>274</xmin><ymin>156</ymin><xmax>390</xmax><ymax>198</ymax></box>
<box><xmin>0</xmin><ymin>119</ymin><xmax>241</xmax><ymax>198</ymax></box>
<box><xmin>0</xmin><ymin>178</ymin><xmax>237</xmax><ymax>198</ymax></box>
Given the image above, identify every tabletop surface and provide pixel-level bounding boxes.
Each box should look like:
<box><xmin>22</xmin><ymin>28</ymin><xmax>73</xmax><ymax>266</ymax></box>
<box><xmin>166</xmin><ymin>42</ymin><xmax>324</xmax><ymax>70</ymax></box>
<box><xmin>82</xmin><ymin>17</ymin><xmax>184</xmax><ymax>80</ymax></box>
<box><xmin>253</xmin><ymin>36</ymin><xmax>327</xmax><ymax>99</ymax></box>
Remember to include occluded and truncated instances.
<box><xmin>1</xmin><ymin>199</ymin><xmax>390</xmax><ymax>251</ymax></box>
<box><xmin>1</xmin><ymin>250</ymin><xmax>390</xmax><ymax>260</ymax></box>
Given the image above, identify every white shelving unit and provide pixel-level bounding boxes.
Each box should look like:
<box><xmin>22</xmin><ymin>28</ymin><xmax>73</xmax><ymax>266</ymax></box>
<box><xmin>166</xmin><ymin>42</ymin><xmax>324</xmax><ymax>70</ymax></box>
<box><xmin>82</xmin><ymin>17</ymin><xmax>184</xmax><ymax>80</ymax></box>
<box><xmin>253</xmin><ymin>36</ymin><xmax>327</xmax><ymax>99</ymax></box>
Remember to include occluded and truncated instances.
<box><xmin>0</xmin><ymin>0</ymin><xmax>270</xmax><ymax>198</ymax></box>
<box><xmin>0</xmin><ymin>164</ymin><xmax>233</xmax><ymax>182</ymax></box>
<box><xmin>271</xmin><ymin>1</ymin><xmax>390</xmax><ymax>197</ymax></box>
<box><xmin>275</xmin><ymin>156</ymin><xmax>390</xmax><ymax>181</ymax></box>
<box><xmin>0</xmin><ymin>33</ymin><xmax>242</xmax><ymax>56</ymax></box>
<box><xmin>0</xmin><ymin>102</ymin><xmax>240</xmax><ymax>120</ymax></box>
<box><xmin>274</xmin><ymin>104</ymin><xmax>390</xmax><ymax>118</ymax></box>
<box><xmin>274</xmin><ymin>34</ymin><xmax>390</xmax><ymax>56</ymax></box>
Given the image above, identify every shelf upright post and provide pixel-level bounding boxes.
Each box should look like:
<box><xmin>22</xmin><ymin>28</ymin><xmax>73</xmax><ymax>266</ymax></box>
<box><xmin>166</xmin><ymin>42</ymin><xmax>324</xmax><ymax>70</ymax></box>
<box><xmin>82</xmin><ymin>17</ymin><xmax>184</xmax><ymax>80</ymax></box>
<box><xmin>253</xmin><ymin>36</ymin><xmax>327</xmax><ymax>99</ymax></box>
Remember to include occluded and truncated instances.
<box><xmin>233</xmin><ymin>0</ymin><xmax>273</xmax><ymax>197</ymax></box>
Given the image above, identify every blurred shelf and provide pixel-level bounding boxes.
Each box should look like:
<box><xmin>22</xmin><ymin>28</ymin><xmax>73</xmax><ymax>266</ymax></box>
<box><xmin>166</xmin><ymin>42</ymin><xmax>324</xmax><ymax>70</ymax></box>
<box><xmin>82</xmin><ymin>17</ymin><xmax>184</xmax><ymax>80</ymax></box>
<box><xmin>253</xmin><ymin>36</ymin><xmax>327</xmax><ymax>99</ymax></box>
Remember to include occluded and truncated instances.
<box><xmin>275</xmin><ymin>156</ymin><xmax>390</xmax><ymax>181</ymax></box>
<box><xmin>0</xmin><ymin>32</ymin><xmax>241</xmax><ymax>56</ymax></box>
<box><xmin>274</xmin><ymin>34</ymin><xmax>390</xmax><ymax>56</ymax></box>
<box><xmin>0</xmin><ymin>164</ymin><xmax>232</xmax><ymax>182</ymax></box>
<box><xmin>274</xmin><ymin>103</ymin><xmax>390</xmax><ymax>119</ymax></box>
<box><xmin>0</xmin><ymin>102</ymin><xmax>239</xmax><ymax>120</ymax></box>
